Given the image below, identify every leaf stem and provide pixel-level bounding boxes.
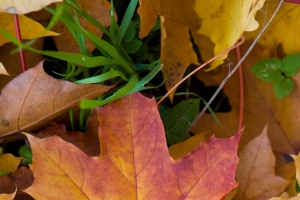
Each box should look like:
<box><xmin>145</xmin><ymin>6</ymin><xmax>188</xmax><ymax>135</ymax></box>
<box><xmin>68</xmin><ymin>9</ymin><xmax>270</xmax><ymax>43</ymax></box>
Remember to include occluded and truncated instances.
<box><xmin>182</xmin><ymin>0</ymin><xmax>285</xmax><ymax>140</ymax></box>
<box><xmin>236</xmin><ymin>44</ymin><xmax>244</xmax><ymax>132</ymax></box>
<box><xmin>14</xmin><ymin>14</ymin><xmax>27</xmax><ymax>72</ymax></box>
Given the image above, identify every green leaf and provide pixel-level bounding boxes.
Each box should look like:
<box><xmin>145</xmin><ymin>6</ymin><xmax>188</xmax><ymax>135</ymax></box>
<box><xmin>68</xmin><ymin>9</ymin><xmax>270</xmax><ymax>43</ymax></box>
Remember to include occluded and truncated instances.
<box><xmin>123</xmin><ymin>21</ymin><xmax>136</xmax><ymax>43</ymax></box>
<box><xmin>160</xmin><ymin>99</ymin><xmax>200</xmax><ymax>145</ymax></box>
<box><xmin>251</xmin><ymin>58</ymin><xmax>282</xmax><ymax>82</ymax></box>
<box><xmin>273</xmin><ymin>77</ymin><xmax>294</xmax><ymax>99</ymax></box>
<box><xmin>18</xmin><ymin>145</ymin><xmax>32</xmax><ymax>164</ymax></box>
<box><xmin>124</xmin><ymin>39</ymin><xmax>143</xmax><ymax>54</ymax></box>
<box><xmin>281</xmin><ymin>53</ymin><xmax>300</xmax><ymax>77</ymax></box>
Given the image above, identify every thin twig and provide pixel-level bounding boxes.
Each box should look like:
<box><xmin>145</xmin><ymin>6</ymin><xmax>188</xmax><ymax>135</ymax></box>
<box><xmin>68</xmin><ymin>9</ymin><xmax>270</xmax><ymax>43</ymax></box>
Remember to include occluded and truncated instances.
<box><xmin>182</xmin><ymin>0</ymin><xmax>285</xmax><ymax>140</ymax></box>
<box><xmin>156</xmin><ymin>37</ymin><xmax>245</xmax><ymax>105</ymax></box>
<box><xmin>14</xmin><ymin>14</ymin><xmax>27</xmax><ymax>72</ymax></box>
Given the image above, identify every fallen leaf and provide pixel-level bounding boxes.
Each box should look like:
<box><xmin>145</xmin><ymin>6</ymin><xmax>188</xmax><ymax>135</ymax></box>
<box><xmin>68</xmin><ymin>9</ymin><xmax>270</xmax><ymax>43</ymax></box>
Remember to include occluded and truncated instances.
<box><xmin>168</xmin><ymin>132</ymin><xmax>207</xmax><ymax>160</ymax></box>
<box><xmin>0</xmin><ymin>192</ymin><xmax>16</xmax><ymax>200</ymax></box>
<box><xmin>52</xmin><ymin>0</ymin><xmax>112</xmax><ymax>53</ymax></box>
<box><xmin>138</xmin><ymin>0</ymin><xmax>200</xmax><ymax>99</ymax></box>
<box><xmin>0</xmin><ymin>13</ymin><xmax>59</xmax><ymax>46</ymax></box>
<box><xmin>195</xmin><ymin>0</ymin><xmax>266</xmax><ymax>70</ymax></box>
<box><xmin>37</xmin><ymin>108</ymin><xmax>100</xmax><ymax>156</ymax></box>
<box><xmin>160</xmin><ymin>98</ymin><xmax>200</xmax><ymax>145</ymax></box>
<box><xmin>0</xmin><ymin>39</ymin><xmax>44</xmax><ymax>89</ymax></box>
<box><xmin>193</xmin><ymin>42</ymin><xmax>297</xmax><ymax>180</ymax></box>
<box><xmin>0</xmin><ymin>175</ymin><xmax>16</xmax><ymax>196</ymax></box>
<box><xmin>0</xmin><ymin>166</ymin><xmax>34</xmax><ymax>200</ymax></box>
<box><xmin>268</xmin><ymin>153</ymin><xmax>300</xmax><ymax>199</ymax></box>
<box><xmin>292</xmin><ymin>153</ymin><xmax>300</xmax><ymax>191</ymax></box>
<box><xmin>234</xmin><ymin>125</ymin><xmax>290</xmax><ymax>200</ymax></box>
<box><xmin>23</xmin><ymin>92</ymin><xmax>241</xmax><ymax>199</ymax></box>
<box><xmin>0</xmin><ymin>60</ymin><xmax>113</xmax><ymax>137</ymax></box>
<box><xmin>0</xmin><ymin>185</ymin><xmax>16</xmax><ymax>200</ymax></box>
<box><xmin>268</xmin><ymin>194</ymin><xmax>300</xmax><ymax>200</ymax></box>
<box><xmin>0</xmin><ymin>154</ymin><xmax>23</xmax><ymax>174</ymax></box>
<box><xmin>245</xmin><ymin>2</ymin><xmax>300</xmax><ymax>56</ymax></box>
<box><xmin>0</xmin><ymin>63</ymin><xmax>9</xmax><ymax>76</ymax></box>
<box><xmin>0</xmin><ymin>0</ymin><xmax>61</xmax><ymax>14</ymax></box>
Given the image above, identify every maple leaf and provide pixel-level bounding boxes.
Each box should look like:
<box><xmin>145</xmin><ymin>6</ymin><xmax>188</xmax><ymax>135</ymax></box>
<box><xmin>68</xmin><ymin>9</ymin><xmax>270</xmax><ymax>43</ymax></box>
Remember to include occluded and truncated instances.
<box><xmin>138</xmin><ymin>0</ymin><xmax>200</xmax><ymax>99</ymax></box>
<box><xmin>0</xmin><ymin>13</ymin><xmax>59</xmax><ymax>46</ymax></box>
<box><xmin>22</xmin><ymin>92</ymin><xmax>241</xmax><ymax>199</ymax></box>
<box><xmin>0</xmin><ymin>0</ymin><xmax>61</xmax><ymax>14</ymax></box>
<box><xmin>195</xmin><ymin>0</ymin><xmax>266</xmax><ymax>70</ymax></box>
<box><xmin>234</xmin><ymin>125</ymin><xmax>290</xmax><ymax>200</ymax></box>
<box><xmin>0</xmin><ymin>61</ymin><xmax>113</xmax><ymax>137</ymax></box>
<box><xmin>245</xmin><ymin>2</ymin><xmax>300</xmax><ymax>56</ymax></box>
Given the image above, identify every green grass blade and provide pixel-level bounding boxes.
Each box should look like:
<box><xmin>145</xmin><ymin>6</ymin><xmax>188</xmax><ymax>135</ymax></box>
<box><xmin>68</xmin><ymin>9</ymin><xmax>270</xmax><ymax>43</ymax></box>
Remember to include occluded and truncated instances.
<box><xmin>114</xmin><ymin>0</ymin><xmax>138</xmax><ymax>47</ymax></box>
<box><xmin>80</xmin><ymin>74</ymin><xmax>139</xmax><ymax>108</ymax></box>
<box><xmin>0</xmin><ymin>28</ymin><xmax>122</xmax><ymax>68</ymax></box>
<box><xmin>63</xmin><ymin>0</ymin><xmax>113</xmax><ymax>39</ymax></box>
<box><xmin>127</xmin><ymin>60</ymin><xmax>162</xmax><ymax>94</ymax></box>
<box><xmin>75</xmin><ymin>70</ymin><xmax>128</xmax><ymax>84</ymax></box>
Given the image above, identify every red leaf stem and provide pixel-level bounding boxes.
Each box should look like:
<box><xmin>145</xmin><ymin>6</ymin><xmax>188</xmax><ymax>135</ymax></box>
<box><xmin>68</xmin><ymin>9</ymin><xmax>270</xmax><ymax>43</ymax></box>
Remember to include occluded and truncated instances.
<box><xmin>14</xmin><ymin>14</ymin><xmax>27</xmax><ymax>72</ymax></box>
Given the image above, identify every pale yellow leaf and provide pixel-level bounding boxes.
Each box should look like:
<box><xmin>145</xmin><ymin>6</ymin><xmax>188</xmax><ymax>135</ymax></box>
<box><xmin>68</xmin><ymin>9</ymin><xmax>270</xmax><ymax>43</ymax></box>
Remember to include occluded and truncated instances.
<box><xmin>0</xmin><ymin>13</ymin><xmax>59</xmax><ymax>46</ymax></box>
<box><xmin>0</xmin><ymin>0</ymin><xmax>61</xmax><ymax>14</ymax></box>
<box><xmin>245</xmin><ymin>2</ymin><xmax>300</xmax><ymax>56</ymax></box>
<box><xmin>0</xmin><ymin>63</ymin><xmax>9</xmax><ymax>75</ymax></box>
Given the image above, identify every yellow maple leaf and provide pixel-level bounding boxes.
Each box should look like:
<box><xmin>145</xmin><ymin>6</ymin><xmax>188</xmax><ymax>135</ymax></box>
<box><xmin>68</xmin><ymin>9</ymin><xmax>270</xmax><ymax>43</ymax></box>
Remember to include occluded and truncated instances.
<box><xmin>138</xmin><ymin>0</ymin><xmax>200</xmax><ymax>99</ymax></box>
<box><xmin>0</xmin><ymin>0</ymin><xmax>61</xmax><ymax>14</ymax></box>
<box><xmin>245</xmin><ymin>2</ymin><xmax>300</xmax><ymax>56</ymax></box>
<box><xmin>195</xmin><ymin>0</ymin><xmax>266</xmax><ymax>70</ymax></box>
<box><xmin>0</xmin><ymin>13</ymin><xmax>59</xmax><ymax>46</ymax></box>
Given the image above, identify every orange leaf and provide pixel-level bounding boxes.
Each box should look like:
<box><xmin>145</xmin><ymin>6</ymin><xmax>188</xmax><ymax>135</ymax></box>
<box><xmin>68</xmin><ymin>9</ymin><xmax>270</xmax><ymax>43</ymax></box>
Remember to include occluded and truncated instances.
<box><xmin>23</xmin><ymin>92</ymin><xmax>242</xmax><ymax>199</ymax></box>
<box><xmin>0</xmin><ymin>61</ymin><xmax>113</xmax><ymax>137</ymax></box>
<box><xmin>138</xmin><ymin>0</ymin><xmax>200</xmax><ymax>99</ymax></box>
<box><xmin>36</xmin><ymin>108</ymin><xmax>100</xmax><ymax>156</ymax></box>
